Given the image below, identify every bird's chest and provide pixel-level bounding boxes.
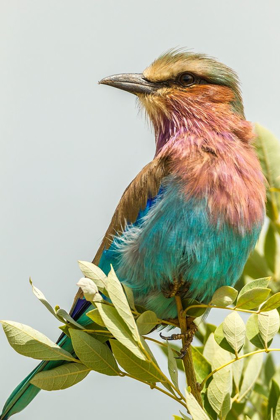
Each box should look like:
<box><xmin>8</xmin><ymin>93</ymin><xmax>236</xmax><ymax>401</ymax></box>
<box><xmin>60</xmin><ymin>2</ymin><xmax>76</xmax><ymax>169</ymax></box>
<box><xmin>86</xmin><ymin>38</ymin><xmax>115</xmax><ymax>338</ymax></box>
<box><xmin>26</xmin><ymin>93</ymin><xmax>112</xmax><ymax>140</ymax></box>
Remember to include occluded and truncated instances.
<box><xmin>100</xmin><ymin>176</ymin><xmax>262</xmax><ymax>301</ymax></box>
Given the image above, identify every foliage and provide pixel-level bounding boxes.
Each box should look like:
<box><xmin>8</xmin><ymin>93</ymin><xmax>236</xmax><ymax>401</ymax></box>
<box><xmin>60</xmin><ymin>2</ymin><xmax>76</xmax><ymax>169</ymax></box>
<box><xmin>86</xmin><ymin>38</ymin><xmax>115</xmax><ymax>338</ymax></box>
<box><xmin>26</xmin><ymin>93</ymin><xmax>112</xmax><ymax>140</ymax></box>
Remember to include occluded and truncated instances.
<box><xmin>1</xmin><ymin>124</ymin><xmax>280</xmax><ymax>419</ymax></box>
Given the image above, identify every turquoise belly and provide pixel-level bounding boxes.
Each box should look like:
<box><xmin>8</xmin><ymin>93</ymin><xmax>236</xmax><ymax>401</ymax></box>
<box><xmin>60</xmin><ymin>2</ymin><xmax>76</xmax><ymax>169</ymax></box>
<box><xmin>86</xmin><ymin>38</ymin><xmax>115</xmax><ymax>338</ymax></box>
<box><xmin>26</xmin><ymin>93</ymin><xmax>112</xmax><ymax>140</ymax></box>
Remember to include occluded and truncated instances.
<box><xmin>99</xmin><ymin>177</ymin><xmax>263</xmax><ymax>319</ymax></box>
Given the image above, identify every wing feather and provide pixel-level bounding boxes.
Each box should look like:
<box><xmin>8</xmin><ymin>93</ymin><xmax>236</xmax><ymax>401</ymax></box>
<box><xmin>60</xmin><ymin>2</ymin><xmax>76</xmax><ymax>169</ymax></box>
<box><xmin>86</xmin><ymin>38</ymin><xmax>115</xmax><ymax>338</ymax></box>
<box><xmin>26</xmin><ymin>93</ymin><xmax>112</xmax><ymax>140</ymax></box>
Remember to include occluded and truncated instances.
<box><xmin>72</xmin><ymin>156</ymin><xmax>169</xmax><ymax>308</ymax></box>
<box><xmin>93</xmin><ymin>156</ymin><xmax>169</xmax><ymax>264</ymax></box>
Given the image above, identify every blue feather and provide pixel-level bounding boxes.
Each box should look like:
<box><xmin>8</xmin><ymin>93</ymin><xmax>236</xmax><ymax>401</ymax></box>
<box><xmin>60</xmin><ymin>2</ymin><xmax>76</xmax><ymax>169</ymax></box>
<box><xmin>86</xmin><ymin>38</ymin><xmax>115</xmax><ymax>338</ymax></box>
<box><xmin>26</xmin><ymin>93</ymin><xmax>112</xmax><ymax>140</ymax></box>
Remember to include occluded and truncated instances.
<box><xmin>99</xmin><ymin>176</ymin><xmax>262</xmax><ymax>319</ymax></box>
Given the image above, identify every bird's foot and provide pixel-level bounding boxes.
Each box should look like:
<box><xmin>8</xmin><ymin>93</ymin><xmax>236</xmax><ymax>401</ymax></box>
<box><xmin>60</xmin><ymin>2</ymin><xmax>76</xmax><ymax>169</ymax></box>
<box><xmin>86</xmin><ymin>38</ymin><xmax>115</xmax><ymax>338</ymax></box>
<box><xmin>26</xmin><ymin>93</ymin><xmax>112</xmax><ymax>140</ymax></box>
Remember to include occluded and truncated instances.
<box><xmin>176</xmin><ymin>321</ymin><xmax>197</xmax><ymax>359</ymax></box>
<box><xmin>159</xmin><ymin>332</ymin><xmax>186</xmax><ymax>341</ymax></box>
<box><xmin>161</xmin><ymin>278</ymin><xmax>190</xmax><ymax>298</ymax></box>
<box><xmin>160</xmin><ymin>321</ymin><xmax>197</xmax><ymax>359</ymax></box>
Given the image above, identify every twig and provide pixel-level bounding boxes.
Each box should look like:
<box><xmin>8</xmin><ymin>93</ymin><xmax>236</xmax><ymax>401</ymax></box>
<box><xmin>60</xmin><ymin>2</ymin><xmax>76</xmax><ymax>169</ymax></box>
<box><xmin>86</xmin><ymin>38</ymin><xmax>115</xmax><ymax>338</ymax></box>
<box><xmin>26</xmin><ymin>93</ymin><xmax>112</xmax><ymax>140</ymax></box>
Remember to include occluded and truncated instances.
<box><xmin>140</xmin><ymin>344</ymin><xmax>186</xmax><ymax>401</ymax></box>
<box><xmin>121</xmin><ymin>372</ymin><xmax>187</xmax><ymax>409</ymax></box>
<box><xmin>201</xmin><ymin>347</ymin><xmax>280</xmax><ymax>389</ymax></box>
<box><xmin>183</xmin><ymin>303</ymin><xmax>267</xmax><ymax>317</ymax></box>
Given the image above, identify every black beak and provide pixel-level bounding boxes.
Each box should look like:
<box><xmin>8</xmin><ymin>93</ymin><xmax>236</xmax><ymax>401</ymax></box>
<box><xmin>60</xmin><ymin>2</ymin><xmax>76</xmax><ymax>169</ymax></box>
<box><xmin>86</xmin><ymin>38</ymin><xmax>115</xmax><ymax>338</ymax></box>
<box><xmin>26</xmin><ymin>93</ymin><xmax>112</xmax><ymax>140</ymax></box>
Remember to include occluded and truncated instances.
<box><xmin>99</xmin><ymin>73</ymin><xmax>159</xmax><ymax>95</ymax></box>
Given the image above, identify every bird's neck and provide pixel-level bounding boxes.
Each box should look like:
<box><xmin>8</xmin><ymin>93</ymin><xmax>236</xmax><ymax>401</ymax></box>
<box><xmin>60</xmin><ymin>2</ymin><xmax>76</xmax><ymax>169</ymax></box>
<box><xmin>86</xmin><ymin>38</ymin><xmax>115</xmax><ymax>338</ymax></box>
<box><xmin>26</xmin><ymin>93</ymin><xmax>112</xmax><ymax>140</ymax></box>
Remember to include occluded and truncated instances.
<box><xmin>152</xmin><ymin>100</ymin><xmax>266</xmax><ymax>232</ymax></box>
<box><xmin>152</xmin><ymin>94</ymin><xmax>249</xmax><ymax>155</ymax></box>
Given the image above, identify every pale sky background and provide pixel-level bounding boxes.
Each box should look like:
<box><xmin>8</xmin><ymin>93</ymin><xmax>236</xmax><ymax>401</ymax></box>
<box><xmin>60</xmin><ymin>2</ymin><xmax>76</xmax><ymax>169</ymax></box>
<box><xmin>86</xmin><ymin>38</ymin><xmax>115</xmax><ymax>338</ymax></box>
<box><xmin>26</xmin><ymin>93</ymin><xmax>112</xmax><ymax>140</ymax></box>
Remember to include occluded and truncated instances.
<box><xmin>0</xmin><ymin>1</ymin><xmax>280</xmax><ymax>419</ymax></box>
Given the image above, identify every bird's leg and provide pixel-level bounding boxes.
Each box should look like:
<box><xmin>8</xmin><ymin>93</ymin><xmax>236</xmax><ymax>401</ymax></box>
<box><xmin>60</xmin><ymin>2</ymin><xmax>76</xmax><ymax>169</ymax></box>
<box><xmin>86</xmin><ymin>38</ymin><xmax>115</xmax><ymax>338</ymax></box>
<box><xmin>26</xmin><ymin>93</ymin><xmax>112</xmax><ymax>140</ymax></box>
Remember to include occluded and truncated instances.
<box><xmin>160</xmin><ymin>276</ymin><xmax>193</xmax><ymax>341</ymax></box>
<box><xmin>175</xmin><ymin>321</ymin><xmax>197</xmax><ymax>359</ymax></box>
<box><xmin>159</xmin><ymin>332</ymin><xmax>186</xmax><ymax>341</ymax></box>
<box><xmin>160</xmin><ymin>277</ymin><xmax>198</xmax><ymax>360</ymax></box>
<box><xmin>161</xmin><ymin>278</ymin><xmax>184</xmax><ymax>298</ymax></box>
<box><xmin>161</xmin><ymin>277</ymin><xmax>190</xmax><ymax>298</ymax></box>
<box><xmin>159</xmin><ymin>320</ymin><xmax>197</xmax><ymax>358</ymax></box>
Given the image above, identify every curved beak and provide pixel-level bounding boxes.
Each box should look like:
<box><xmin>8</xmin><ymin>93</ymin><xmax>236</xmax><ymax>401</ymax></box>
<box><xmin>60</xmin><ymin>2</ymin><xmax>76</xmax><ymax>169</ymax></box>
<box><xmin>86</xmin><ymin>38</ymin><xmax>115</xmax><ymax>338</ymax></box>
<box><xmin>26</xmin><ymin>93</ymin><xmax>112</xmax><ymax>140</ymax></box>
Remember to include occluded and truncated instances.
<box><xmin>99</xmin><ymin>73</ymin><xmax>159</xmax><ymax>95</ymax></box>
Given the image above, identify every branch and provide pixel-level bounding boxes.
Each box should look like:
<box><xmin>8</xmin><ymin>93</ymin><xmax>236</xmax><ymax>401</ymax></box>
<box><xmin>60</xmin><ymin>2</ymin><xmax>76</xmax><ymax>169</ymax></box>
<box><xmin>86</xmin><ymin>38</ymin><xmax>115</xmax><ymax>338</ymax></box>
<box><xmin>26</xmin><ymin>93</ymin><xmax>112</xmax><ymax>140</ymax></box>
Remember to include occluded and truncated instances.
<box><xmin>183</xmin><ymin>303</ymin><xmax>264</xmax><ymax>317</ymax></box>
<box><xmin>175</xmin><ymin>295</ymin><xmax>203</xmax><ymax>407</ymax></box>
<box><xmin>201</xmin><ymin>347</ymin><xmax>280</xmax><ymax>388</ymax></box>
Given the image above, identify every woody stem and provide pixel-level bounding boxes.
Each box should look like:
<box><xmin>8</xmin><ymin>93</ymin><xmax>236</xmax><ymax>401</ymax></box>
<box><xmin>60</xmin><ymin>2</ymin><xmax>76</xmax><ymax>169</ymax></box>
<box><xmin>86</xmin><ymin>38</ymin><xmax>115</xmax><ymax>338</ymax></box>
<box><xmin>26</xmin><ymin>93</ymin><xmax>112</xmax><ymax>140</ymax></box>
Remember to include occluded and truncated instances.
<box><xmin>175</xmin><ymin>295</ymin><xmax>203</xmax><ymax>407</ymax></box>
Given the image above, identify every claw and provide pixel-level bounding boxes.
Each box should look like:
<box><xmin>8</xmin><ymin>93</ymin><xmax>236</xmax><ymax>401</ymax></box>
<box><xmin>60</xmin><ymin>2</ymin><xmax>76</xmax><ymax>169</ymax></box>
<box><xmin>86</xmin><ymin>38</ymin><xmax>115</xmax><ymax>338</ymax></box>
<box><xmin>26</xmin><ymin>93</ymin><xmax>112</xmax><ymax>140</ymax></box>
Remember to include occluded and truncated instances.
<box><xmin>160</xmin><ymin>321</ymin><xmax>198</xmax><ymax>358</ymax></box>
<box><xmin>175</xmin><ymin>337</ymin><xmax>193</xmax><ymax>359</ymax></box>
<box><xmin>159</xmin><ymin>332</ymin><xmax>185</xmax><ymax>341</ymax></box>
<box><xmin>175</xmin><ymin>347</ymin><xmax>188</xmax><ymax>359</ymax></box>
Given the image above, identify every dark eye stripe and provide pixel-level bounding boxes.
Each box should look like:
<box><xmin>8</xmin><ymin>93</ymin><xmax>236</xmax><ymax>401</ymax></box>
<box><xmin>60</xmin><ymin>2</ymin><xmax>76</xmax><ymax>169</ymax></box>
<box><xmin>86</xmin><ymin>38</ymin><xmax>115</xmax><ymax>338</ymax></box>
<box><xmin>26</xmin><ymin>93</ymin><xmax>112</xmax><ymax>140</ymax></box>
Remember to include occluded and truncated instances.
<box><xmin>145</xmin><ymin>73</ymin><xmax>211</xmax><ymax>89</ymax></box>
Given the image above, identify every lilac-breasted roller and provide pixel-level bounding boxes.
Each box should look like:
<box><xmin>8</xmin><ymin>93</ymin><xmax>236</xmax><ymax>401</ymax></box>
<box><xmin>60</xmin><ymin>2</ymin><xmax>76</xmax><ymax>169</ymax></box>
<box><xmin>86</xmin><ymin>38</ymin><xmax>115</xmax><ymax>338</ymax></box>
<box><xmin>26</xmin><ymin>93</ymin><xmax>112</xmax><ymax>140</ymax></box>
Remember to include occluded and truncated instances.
<box><xmin>1</xmin><ymin>50</ymin><xmax>266</xmax><ymax>419</ymax></box>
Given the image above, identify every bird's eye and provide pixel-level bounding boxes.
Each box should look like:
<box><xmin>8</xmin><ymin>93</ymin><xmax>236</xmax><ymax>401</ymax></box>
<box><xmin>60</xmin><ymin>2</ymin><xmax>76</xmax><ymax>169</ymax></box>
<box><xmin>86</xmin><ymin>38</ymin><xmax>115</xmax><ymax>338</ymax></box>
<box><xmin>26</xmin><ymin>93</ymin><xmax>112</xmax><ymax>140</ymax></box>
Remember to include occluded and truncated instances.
<box><xmin>177</xmin><ymin>73</ymin><xmax>196</xmax><ymax>86</ymax></box>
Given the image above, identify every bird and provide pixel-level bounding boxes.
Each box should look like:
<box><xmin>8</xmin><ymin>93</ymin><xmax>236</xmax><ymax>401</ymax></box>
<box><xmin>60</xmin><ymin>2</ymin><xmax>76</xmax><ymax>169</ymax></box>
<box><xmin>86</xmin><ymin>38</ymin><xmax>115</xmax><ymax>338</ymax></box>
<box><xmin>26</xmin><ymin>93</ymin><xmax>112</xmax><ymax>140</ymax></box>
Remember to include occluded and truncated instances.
<box><xmin>1</xmin><ymin>49</ymin><xmax>266</xmax><ymax>419</ymax></box>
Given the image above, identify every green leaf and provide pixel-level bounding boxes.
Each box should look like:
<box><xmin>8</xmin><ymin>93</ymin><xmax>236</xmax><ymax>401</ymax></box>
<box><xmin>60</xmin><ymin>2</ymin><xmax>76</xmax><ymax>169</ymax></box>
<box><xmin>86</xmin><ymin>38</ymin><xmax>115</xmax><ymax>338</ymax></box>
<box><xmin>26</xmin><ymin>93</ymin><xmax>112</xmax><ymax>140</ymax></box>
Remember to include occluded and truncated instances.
<box><xmin>261</xmin><ymin>293</ymin><xmax>280</xmax><ymax>311</ymax></box>
<box><xmin>59</xmin><ymin>324</ymin><xmax>70</xmax><ymax>337</ymax></box>
<box><xmin>78</xmin><ymin>261</ymin><xmax>107</xmax><ymax>292</ymax></box>
<box><xmin>191</xmin><ymin>347</ymin><xmax>211</xmax><ymax>384</ymax></box>
<box><xmin>55</xmin><ymin>308</ymin><xmax>83</xmax><ymax>329</ymax></box>
<box><xmin>69</xmin><ymin>329</ymin><xmax>119</xmax><ymax>376</ymax></box>
<box><xmin>210</xmin><ymin>286</ymin><xmax>238</xmax><ymax>307</ymax></box>
<box><xmin>167</xmin><ymin>342</ymin><xmax>179</xmax><ymax>389</ymax></box>
<box><xmin>86</xmin><ymin>308</ymin><xmax>106</xmax><ymax>327</ymax></box>
<box><xmin>202</xmin><ymin>392</ymin><xmax>218</xmax><ymax>419</ymax></box>
<box><xmin>179</xmin><ymin>413</ymin><xmax>189</xmax><ymax>420</ymax></box>
<box><xmin>236</xmin><ymin>287</ymin><xmax>271</xmax><ymax>309</ymax></box>
<box><xmin>185</xmin><ymin>389</ymin><xmax>210</xmax><ymax>420</ymax></box>
<box><xmin>1</xmin><ymin>320</ymin><xmax>76</xmax><ymax>361</ymax></box>
<box><xmin>134</xmin><ymin>305</ymin><xmax>147</xmax><ymax>314</ymax></box>
<box><xmin>82</xmin><ymin>321</ymin><xmax>108</xmax><ymax>333</ymax></box>
<box><xmin>258</xmin><ymin>309</ymin><xmax>280</xmax><ymax>347</ymax></box>
<box><xmin>29</xmin><ymin>279</ymin><xmax>59</xmax><ymax>319</ymax></box>
<box><xmin>110</xmin><ymin>339</ymin><xmax>165</xmax><ymax>383</ymax></box>
<box><xmin>173</xmin><ymin>416</ymin><xmax>184</xmax><ymax>420</ymax></box>
<box><xmin>207</xmin><ymin>370</ymin><xmax>232</xmax><ymax>418</ymax></box>
<box><xmin>248</xmin><ymin>389</ymin><xmax>269</xmax><ymax>420</ymax></box>
<box><xmin>246</xmin><ymin>313</ymin><xmax>272</xmax><ymax>349</ymax></box>
<box><xmin>275</xmin><ymin>396</ymin><xmax>280</xmax><ymax>420</ymax></box>
<box><xmin>243</xmin><ymin>250</ymin><xmax>270</xmax><ymax>279</ymax></box>
<box><xmin>238</xmin><ymin>352</ymin><xmax>263</xmax><ymax>401</ymax></box>
<box><xmin>123</xmin><ymin>284</ymin><xmax>136</xmax><ymax>311</ymax></box>
<box><xmin>80</xmin><ymin>326</ymin><xmax>110</xmax><ymax>344</ymax></box>
<box><xmin>106</xmin><ymin>266</ymin><xmax>140</xmax><ymax>342</ymax></box>
<box><xmin>238</xmin><ymin>277</ymin><xmax>271</xmax><ymax>297</ymax></box>
<box><xmin>254</xmin><ymin>123</ymin><xmax>280</xmax><ymax>222</ymax></box>
<box><xmin>264</xmin><ymin>353</ymin><xmax>276</xmax><ymax>388</ymax></box>
<box><xmin>268</xmin><ymin>378</ymin><xmax>280</xmax><ymax>419</ymax></box>
<box><xmin>196</xmin><ymin>323</ymin><xmax>216</xmax><ymax>345</ymax></box>
<box><xmin>140</xmin><ymin>336</ymin><xmax>159</xmax><ymax>365</ymax></box>
<box><xmin>30</xmin><ymin>363</ymin><xmax>90</xmax><ymax>390</ymax></box>
<box><xmin>182</xmin><ymin>299</ymin><xmax>207</xmax><ymax>318</ymax></box>
<box><xmin>136</xmin><ymin>311</ymin><xmax>158</xmax><ymax>335</ymax></box>
<box><xmin>95</xmin><ymin>302</ymin><xmax>146</xmax><ymax>360</ymax></box>
<box><xmin>214</xmin><ymin>323</ymin><xmax>235</xmax><ymax>355</ymax></box>
<box><xmin>139</xmin><ymin>337</ymin><xmax>175</xmax><ymax>395</ymax></box>
<box><xmin>253</xmin><ymin>381</ymin><xmax>268</xmax><ymax>398</ymax></box>
<box><xmin>157</xmin><ymin>342</ymin><xmax>183</xmax><ymax>370</ymax></box>
<box><xmin>203</xmin><ymin>333</ymin><xmax>220</xmax><ymax>364</ymax></box>
<box><xmin>211</xmin><ymin>342</ymin><xmax>233</xmax><ymax>372</ymax></box>
<box><xmin>206</xmin><ymin>338</ymin><xmax>233</xmax><ymax>417</ymax></box>
<box><xmin>232</xmin><ymin>357</ymin><xmax>244</xmax><ymax>391</ymax></box>
<box><xmin>222</xmin><ymin>312</ymin><xmax>245</xmax><ymax>353</ymax></box>
<box><xmin>265</xmin><ymin>223</ymin><xmax>277</xmax><ymax>273</ymax></box>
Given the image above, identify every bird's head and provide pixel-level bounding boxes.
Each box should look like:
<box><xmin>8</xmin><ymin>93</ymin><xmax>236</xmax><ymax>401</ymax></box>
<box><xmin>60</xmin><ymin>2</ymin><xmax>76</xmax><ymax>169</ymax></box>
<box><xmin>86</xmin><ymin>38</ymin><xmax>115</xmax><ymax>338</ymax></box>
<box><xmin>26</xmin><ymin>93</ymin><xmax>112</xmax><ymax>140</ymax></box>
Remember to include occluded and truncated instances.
<box><xmin>100</xmin><ymin>50</ymin><xmax>247</xmax><ymax>152</ymax></box>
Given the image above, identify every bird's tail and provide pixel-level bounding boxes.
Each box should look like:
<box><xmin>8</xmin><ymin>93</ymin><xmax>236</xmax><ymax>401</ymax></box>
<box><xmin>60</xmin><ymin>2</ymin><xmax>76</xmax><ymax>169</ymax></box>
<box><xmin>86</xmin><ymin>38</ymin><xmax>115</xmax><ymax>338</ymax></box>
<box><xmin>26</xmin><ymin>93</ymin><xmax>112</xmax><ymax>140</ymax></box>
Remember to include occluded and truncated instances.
<box><xmin>1</xmin><ymin>361</ymin><xmax>48</xmax><ymax>420</ymax></box>
<box><xmin>0</xmin><ymin>334</ymin><xmax>70</xmax><ymax>420</ymax></box>
<box><xmin>1</xmin><ymin>298</ymin><xmax>92</xmax><ymax>420</ymax></box>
